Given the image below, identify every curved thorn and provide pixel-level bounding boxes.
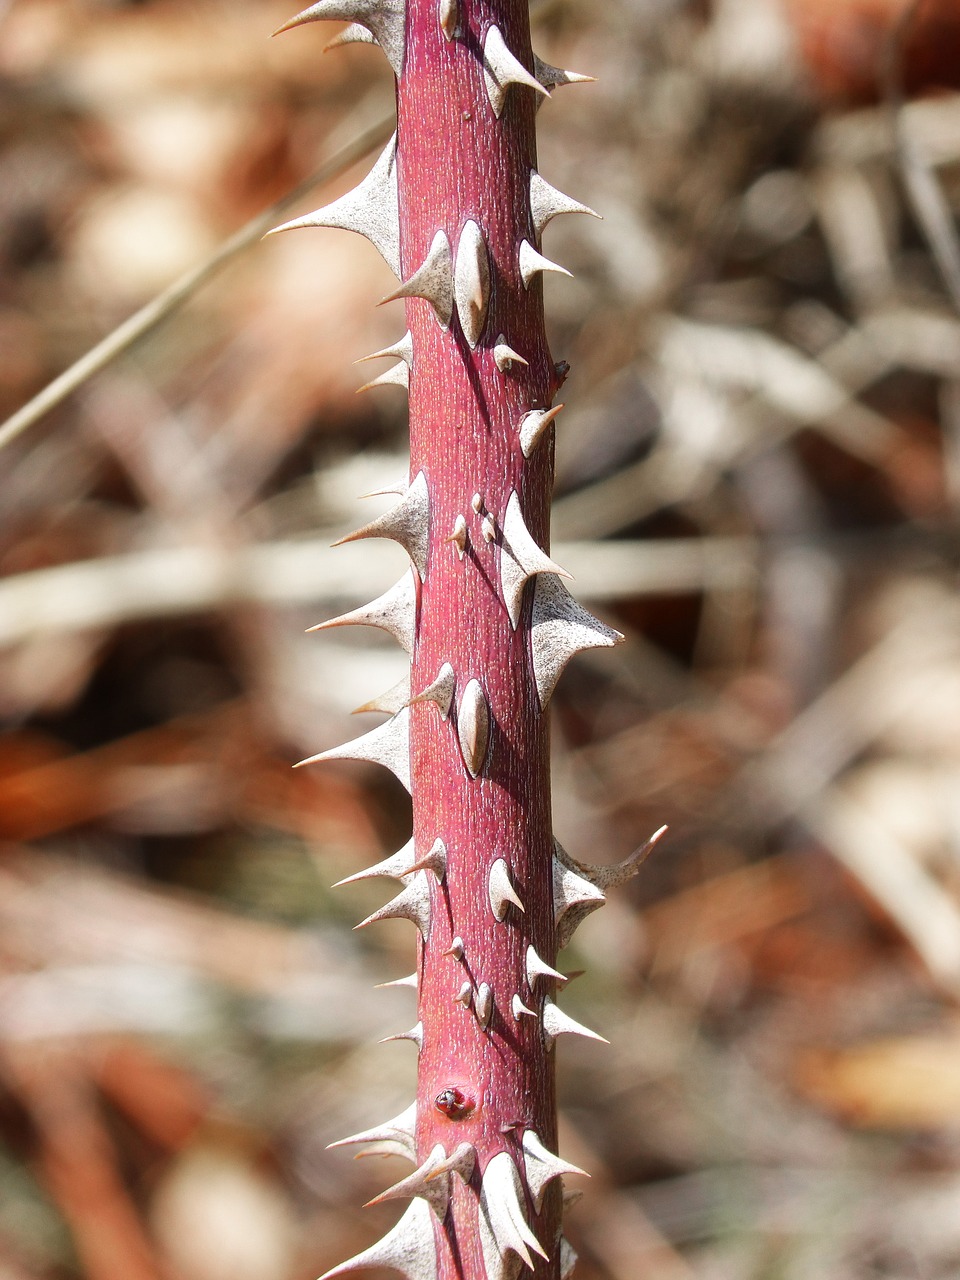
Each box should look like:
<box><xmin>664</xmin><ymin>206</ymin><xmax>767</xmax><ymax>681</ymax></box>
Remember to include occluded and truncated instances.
<box><xmin>493</xmin><ymin>335</ymin><xmax>529</xmax><ymax>372</ymax></box>
<box><xmin>381</xmin><ymin>229</ymin><xmax>453</xmax><ymax>327</ymax></box>
<box><xmin>266</xmin><ymin>133</ymin><xmax>401</xmax><ymax>276</ymax></box>
<box><xmin>489</xmin><ymin>858</ymin><xmax>524</xmax><ymax>921</ymax></box>
<box><xmin>356</xmin><ymin>331</ymin><xmax>414</xmax><ymax>366</ymax></box>
<box><xmin>355</xmin><ymin>871</ymin><xmax>431</xmax><ymax>940</ymax></box>
<box><xmin>525</xmin><ymin>944</ymin><xmax>568</xmax><ymax>988</ymax></box>
<box><xmin>530</xmin><ymin>575</ymin><xmax>623</xmax><ymax>709</ymax></box>
<box><xmin>454</xmin><ymin>981</ymin><xmax>473</xmax><ymax>1007</ymax></box>
<box><xmin>309</xmin><ymin>570</ymin><xmax>416</xmax><ymax>653</ymax></box>
<box><xmin>333</xmin><ymin>836</ymin><xmax>415</xmax><ymax>886</ymax></box>
<box><xmin>512</xmin><ymin>994</ymin><xmax>537</xmax><ymax>1021</ymax></box>
<box><xmin>482</xmin><ymin>24</ymin><xmax>549</xmax><ymax>117</ymax></box>
<box><xmin>352</xmin><ymin>673</ymin><xmax>410</xmax><ymax>716</ymax></box>
<box><xmin>275</xmin><ymin>0</ymin><xmax>407</xmax><ymax>77</ymax></box>
<box><xmin>333</xmin><ymin>470</ymin><xmax>430</xmax><ymax>580</ymax></box>
<box><xmin>296</xmin><ymin>707</ymin><xmax>411</xmax><ymax>792</ymax></box>
<box><xmin>444</xmin><ymin>936</ymin><xmax>465</xmax><ymax>961</ymax></box>
<box><xmin>319</xmin><ymin>1197</ymin><xmax>438</xmax><ymax>1280</ymax></box>
<box><xmin>380</xmin><ymin>1021</ymin><xmax>423</xmax><ymax>1050</ymax></box>
<box><xmin>529</xmin><ymin>170</ymin><xmax>599</xmax><ymax>237</ymax></box>
<box><xmin>478</xmin><ymin>1151</ymin><xmax>548</xmax><ymax>1272</ymax></box>
<box><xmin>518</xmin><ymin>238</ymin><xmax>572</xmax><ymax>289</ymax></box>
<box><xmin>364</xmin><ymin>1143</ymin><xmax>450</xmax><ymax>1218</ymax></box>
<box><xmin>553</xmin><ymin>843</ymin><xmax>606</xmax><ymax>948</ymax></box>
<box><xmin>328</xmin><ymin>1101</ymin><xmax>417</xmax><ymax>1159</ymax></box>
<box><xmin>409</xmin><ymin>662</ymin><xmax>455</xmax><ymax>720</ymax></box>
<box><xmin>521</xmin><ymin>1129</ymin><xmax>588</xmax><ymax>1212</ymax></box>
<box><xmin>500</xmin><ymin>490</ymin><xmax>571</xmax><ymax>629</ymax></box>
<box><xmin>375</xmin><ymin>971</ymin><xmax>418</xmax><ymax>990</ymax></box>
<box><xmin>542</xmin><ymin>996</ymin><xmax>609</xmax><ymax>1050</ymax></box>
<box><xmin>532</xmin><ymin>52</ymin><xmax>596</xmax><ymax>91</ymax></box>
<box><xmin>447</xmin><ymin>513</ymin><xmax>468</xmax><ymax>559</ymax></box>
<box><xmin>357</xmin><ymin>359</ymin><xmax>409</xmax><ymax>393</ymax></box>
<box><xmin>519</xmin><ymin>404</ymin><xmax>564</xmax><ymax>457</ymax></box>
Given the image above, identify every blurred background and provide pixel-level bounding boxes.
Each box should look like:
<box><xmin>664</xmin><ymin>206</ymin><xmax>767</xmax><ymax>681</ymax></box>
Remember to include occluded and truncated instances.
<box><xmin>3</xmin><ymin>0</ymin><xmax>960</xmax><ymax>1276</ymax></box>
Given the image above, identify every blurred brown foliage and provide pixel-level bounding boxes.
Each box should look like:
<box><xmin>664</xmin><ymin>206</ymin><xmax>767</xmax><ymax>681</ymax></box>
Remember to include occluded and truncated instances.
<box><xmin>3</xmin><ymin>0</ymin><xmax>960</xmax><ymax>1277</ymax></box>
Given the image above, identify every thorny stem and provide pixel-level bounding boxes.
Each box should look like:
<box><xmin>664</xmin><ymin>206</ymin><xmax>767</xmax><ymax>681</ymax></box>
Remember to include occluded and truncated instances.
<box><xmin>271</xmin><ymin>2</ymin><xmax>657</xmax><ymax>1278</ymax></box>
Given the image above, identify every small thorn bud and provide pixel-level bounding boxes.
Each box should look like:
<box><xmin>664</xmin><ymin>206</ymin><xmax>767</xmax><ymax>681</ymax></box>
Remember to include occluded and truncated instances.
<box><xmin>481</xmin><ymin>514</ymin><xmax>497</xmax><ymax>543</ymax></box>
<box><xmin>471</xmin><ymin>492</ymin><xmax>483</xmax><ymax>513</ymax></box>
<box><xmin>447</xmin><ymin>514</ymin><xmax>468</xmax><ymax>559</ymax></box>
<box><xmin>453</xmin><ymin>981</ymin><xmax>473</xmax><ymax>1007</ymax></box>
<box><xmin>475</xmin><ymin>983</ymin><xmax>493</xmax><ymax>1028</ymax></box>
<box><xmin>512</xmin><ymin>994</ymin><xmax>537</xmax><ymax>1021</ymax></box>
<box><xmin>444</xmin><ymin>936</ymin><xmax>465</xmax><ymax>961</ymax></box>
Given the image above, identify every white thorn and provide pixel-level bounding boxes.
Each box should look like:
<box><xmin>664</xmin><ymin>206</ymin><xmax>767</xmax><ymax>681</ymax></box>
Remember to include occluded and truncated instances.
<box><xmin>560</xmin><ymin>1236</ymin><xmax>578</xmax><ymax>1280</ymax></box>
<box><xmin>511</xmin><ymin>994</ymin><xmax>537</xmax><ymax>1021</ymax></box>
<box><xmin>530</xmin><ymin>575</ymin><xmax>623</xmax><ymax>709</ymax></box>
<box><xmin>352</xmin><ymin>673</ymin><xmax>410</xmax><ymax>716</ymax></box>
<box><xmin>357</xmin><ymin>359</ymin><xmax>409</xmax><ymax>393</ymax></box>
<box><xmin>519</xmin><ymin>404</ymin><xmax>564</xmax><ymax>457</ymax></box>
<box><xmin>296</xmin><ymin>707</ymin><xmax>412</xmax><ymax>793</ymax></box>
<box><xmin>520</xmin><ymin>1129</ymin><xmax>588</xmax><ymax>1212</ymax></box>
<box><xmin>457</xmin><ymin>678</ymin><xmax>490</xmax><ymax>778</ymax></box>
<box><xmin>454</xmin><ymin>981</ymin><xmax>473</xmax><ymax>1007</ymax></box>
<box><xmin>333</xmin><ymin>470</ymin><xmax>430</xmax><ymax>580</ymax></box>
<box><xmin>471</xmin><ymin>492</ymin><xmax>483</xmax><ymax>513</ymax></box>
<box><xmin>328</xmin><ymin>1101</ymin><xmax>417</xmax><ymax>1161</ymax></box>
<box><xmin>518</xmin><ymin>238</ymin><xmax>571</xmax><ymax>289</ymax></box>
<box><xmin>380</xmin><ymin>1021</ymin><xmax>423</xmax><ymax>1050</ymax></box>
<box><xmin>275</xmin><ymin>0</ymin><xmax>407</xmax><ymax>77</ymax></box>
<box><xmin>438</xmin><ymin>0</ymin><xmax>458</xmax><ymax>39</ymax></box>
<box><xmin>532</xmin><ymin>53</ymin><xmax>595</xmax><ymax>92</ymax></box>
<box><xmin>542</xmin><ymin>996</ymin><xmax>608</xmax><ymax>1050</ymax></box>
<box><xmin>525</xmin><ymin>944</ymin><xmax>567</xmax><ymax>988</ymax></box>
<box><xmin>375</xmin><ymin>972</ymin><xmax>418</xmax><ymax>990</ymax></box>
<box><xmin>499</xmin><ymin>491</ymin><xmax>571</xmax><ymax>629</ymax></box>
<box><xmin>409</xmin><ymin>662</ymin><xmax>455</xmax><ymax>720</ymax></box>
<box><xmin>430</xmin><ymin>1141</ymin><xmax>476</xmax><ymax>1184</ymax></box>
<box><xmin>364</xmin><ymin>1143</ymin><xmax>449</xmax><ymax>1218</ymax></box>
<box><xmin>323</xmin><ymin>21</ymin><xmax>376</xmax><ymax>51</ymax></box>
<box><xmin>488</xmin><ymin>858</ymin><xmax>524</xmax><ymax>921</ymax></box>
<box><xmin>481</xmin><ymin>514</ymin><xmax>497</xmax><ymax>543</ymax></box>
<box><xmin>560</xmin><ymin>824</ymin><xmax>668</xmax><ymax>892</ymax></box>
<box><xmin>447</xmin><ymin>514</ymin><xmax>468</xmax><ymax>559</ymax></box>
<box><xmin>355</xmin><ymin>870</ymin><xmax>432</xmax><ymax>940</ymax></box>
<box><xmin>309</xmin><ymin>569</ymin><xmax>416</xmax><ymax>653</ymax></box>
<box><xmin>333</xmin><ymin>836</ymin><xmax>416</xmax><ymax>885</ymax></box>
<box><xmin>493</xmin><ymin>335</ymin><xmax>528</xmax><ymax>372</ymax></box>
<box><xmin>319</xmin><ymin>1198</ymin><xmax>438</xmax><ymax>1280</ymax></box>
<box><xmin>475</xmin><ymin>983</ymin><xmax>493</xmax><ymax>1028</ymax></box>
<box><xmin>356</xmin><ymin>331</ymin><xmax>414</xmax><ymax>367</ymax></box>
<box><xmin>529</xmin><ymin>170</ymin><xmax>599</xmax><ymax>237</ymax></box>
<box><xmin>553</xmin><ymin>844</ymin><xmax>606</xmax><ymax>948</ymax></box>
<box><xmin>562</xmin><ymin>1189</ymin><xmax>583</xmax><ymax>1209</ymax></box>
<box><xmin>444</xmin><ymin>936</ymin><xmax>464</xmax><ymax>961</ymax></box>
<box><xmin>407</xmin><ymin>838</ymin><xmax>447</xmax><ymax>881</ymax></box>
<box><xmin>453</xmin><ymin>219</ymin><xmax>490</xmax><ymax>348</ymax></box>
<box><xmin>267</xmin><ymin>133</ymin><xmax>401</xmax><ymax>276</ymax></box>
<box><xmin>478</xmin><ymin>1151</ymin><xmax>548</xmax><ymax>1273</ymax></box>
<box><xmin>482</xmin><ymin>24</ymin><xmax>549</xmax><ymax>117</ymax></box>
<box><xmin>382</xmin><ymin>229</ymin><xmax>453</xmax><ymax>327</ymax></box>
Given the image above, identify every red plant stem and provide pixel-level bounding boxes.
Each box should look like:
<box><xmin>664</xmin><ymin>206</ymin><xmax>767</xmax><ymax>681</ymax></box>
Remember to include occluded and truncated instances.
<box><xmin>401</xmin><ymin>3</ymin><xmax>562</xmax><ymax>1275</ymax></box>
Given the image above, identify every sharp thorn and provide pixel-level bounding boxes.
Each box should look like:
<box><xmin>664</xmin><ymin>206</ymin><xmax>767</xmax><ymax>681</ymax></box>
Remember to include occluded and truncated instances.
<box><xmin>542</xmin><ymin>996</ymin><xmax>609</xmax><ymax>1049</ymax></box>
<box><xmin>381</xmin><ymin>229</ymin><xmax>453</xmax><ymax>327</ymax></box>
<box><xmin>488</xmin><ymin>858</ymin><xmax>524</xmax><ymax>921</ymax></box>
<box><xmin>519</xmin><ymin>238</ymin><xmax>572</xmax><ymax>288</ymax></box>
<box><xmin>493</xmin><ymin>335</ymin><xmax>529</xmax><ymax>372</ymax></box>
<box><xmin>333</xmin><ymin>470</ymin><xmax>430</xmax><ymax>580</ymax></box>
<box><xmin>409</xmin><ymin>662</ymin><xmax>455</xmax><ymax>720</ymax></box>
<box><xmin>500</xmin><ymin>490</ymin><xmax>571</xmax><ymax>628</ymax></box>
<box><xmin>309</xmin><ymin>570</ymin><xmax>416</xmax><ymax>653</ymax></box>
<box><xmin>482</xmin><ymin>24</ymin><xmax>549</xmax><ymax>117</ymax></box>
<box><xmin>296</xmin><ymin>707</ymin><xmax>411</xmax><ymax>792</ymax></box>
<box><xmin>519</xmin><ymin>403</ymin><xmax>564</xmax><ymax>457</ymax></box>
<box><xmin>530</xmin><ymin>575</ymin><xmax>623</xmax><ymax>709</ymax></box>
